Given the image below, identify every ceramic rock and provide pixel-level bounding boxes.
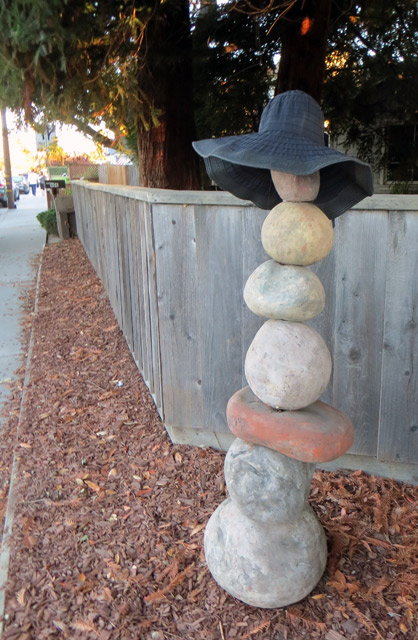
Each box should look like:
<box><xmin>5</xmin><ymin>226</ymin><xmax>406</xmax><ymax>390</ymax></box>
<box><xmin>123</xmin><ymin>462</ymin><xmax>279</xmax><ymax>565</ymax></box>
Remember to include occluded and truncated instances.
<box><xmin>244</xmin><ymin>260</ymin><xmax>325</xmax><ymax>321</ymax></box>
<box><xmin>224</xmin><ymin>438</ymin><xmax>315</xmax><ymax>523</ymax></box>
<box><xmin>245</xmin><ymin>319</ymin><xmax>332</xmax><ymax>410</ymax></box>
<box><xmin>261</xmin><ymin>201</ymin><xmax>333</xmax><ymax>266</ymax></box>
<box><xmin>204</xmin><ymin>498</ymin><xmax>327</xmax><ymax>609</ymax></box>
<box><xmin>227</xmin><ymin>386</ymin><xmax>354</xmax><ymax>463</ymax></box>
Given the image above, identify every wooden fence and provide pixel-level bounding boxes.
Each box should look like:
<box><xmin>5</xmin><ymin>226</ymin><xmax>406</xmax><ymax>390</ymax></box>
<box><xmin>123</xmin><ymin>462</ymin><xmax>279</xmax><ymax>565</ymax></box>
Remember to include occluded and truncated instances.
<box><xmin>97</xmin><ymin>164</ymin><xmax>140</xmax><ymax>187</ymax></box>
<box><xmin>71</xmin><ymin>182</ymin><xmax>418</xmax><ymax>481</ymax></box>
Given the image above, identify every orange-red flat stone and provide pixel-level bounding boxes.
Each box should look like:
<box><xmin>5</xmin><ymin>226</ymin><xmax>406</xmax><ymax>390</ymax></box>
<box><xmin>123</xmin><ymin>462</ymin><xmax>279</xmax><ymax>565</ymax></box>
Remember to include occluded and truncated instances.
<box><xmin>226</xmin><ymin>386</ymin><xmax>354</xmax><ymax>463</ymax></box>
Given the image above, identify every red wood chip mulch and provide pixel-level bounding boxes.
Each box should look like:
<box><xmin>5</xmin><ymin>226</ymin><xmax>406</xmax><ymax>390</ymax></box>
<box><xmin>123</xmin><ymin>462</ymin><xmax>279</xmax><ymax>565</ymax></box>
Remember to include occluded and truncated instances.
<box><xmin>0</xmin><ymin>239</ymin><xmax>417</xmax><ymax>640</ymax></box>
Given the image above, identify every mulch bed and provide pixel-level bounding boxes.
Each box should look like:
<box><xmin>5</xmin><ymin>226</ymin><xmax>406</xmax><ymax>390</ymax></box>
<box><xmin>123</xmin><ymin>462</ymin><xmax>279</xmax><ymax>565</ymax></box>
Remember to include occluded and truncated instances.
<box><xmin>0</xmin><ymin>238</ymin><xmax>417</xmax><ymax>640</ymax></box>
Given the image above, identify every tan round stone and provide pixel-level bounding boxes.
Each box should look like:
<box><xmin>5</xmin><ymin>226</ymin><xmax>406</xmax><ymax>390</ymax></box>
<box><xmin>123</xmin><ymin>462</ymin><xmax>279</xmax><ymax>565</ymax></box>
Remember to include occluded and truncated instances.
<box><xmin>261</xmin><ymin>202</ymin><xmax>334</xmax><ymax>265</ymax></box>
<box><xmin>245</xmin><ymin>320</ymin><xmax>332</xmax><ymax>410</ymax></box>
<box><xmin>243</xmin><ymin>260</ymin><xmax>325</xmax><ymax>321</ymax></box>
<box><xmin>271</xmin><ymin>170</ymin><xmax>320</xmax><ymax>202</ymax></box>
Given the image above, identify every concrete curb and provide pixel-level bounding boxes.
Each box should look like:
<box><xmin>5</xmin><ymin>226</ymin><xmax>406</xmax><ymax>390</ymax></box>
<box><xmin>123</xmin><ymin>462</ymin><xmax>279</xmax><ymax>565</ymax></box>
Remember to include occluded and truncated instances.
<box><xmin>0</xmin><ymin>249</ymin><xmax>44</xmax><ymax>636</ymax></box>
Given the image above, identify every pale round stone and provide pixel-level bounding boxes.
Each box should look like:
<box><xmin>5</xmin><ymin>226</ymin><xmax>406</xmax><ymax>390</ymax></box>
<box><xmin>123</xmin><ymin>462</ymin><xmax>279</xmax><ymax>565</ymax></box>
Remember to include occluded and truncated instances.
<box><xmin>271</xmin><ymin>170</ymin><xmax>320</xmax><ymax>202</ymax></box>
<box><xmin>245</xmin><ymin>320</ymin><xmax>332</xmax><ymax>410</ymax></box>
<box><xmin>224</xmin><ymin>438</ymin><xmax>315</xmax><ymax>523</ymax></box>
<box><xmin>261</xmin><ymin>202</ymin><xmax>333</xmax><ymax>266</ymax></box>
<box><xmin>204</xmin><ymin>498</ymin><xmax>327</xmax><ymax>608</ymax></box>
<box><xmin>244</xmin><ymin>260</ymin><xmax>325</xmax><ymax>321</ymax></box>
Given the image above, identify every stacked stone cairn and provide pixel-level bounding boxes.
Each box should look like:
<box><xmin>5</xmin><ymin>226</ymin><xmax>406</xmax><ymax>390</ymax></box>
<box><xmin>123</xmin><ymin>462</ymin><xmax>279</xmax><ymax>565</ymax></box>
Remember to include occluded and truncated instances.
<box><xmin>204</xmin><ymin>170</ymin><xmax>355</xmax><ymax>608</ymax></box>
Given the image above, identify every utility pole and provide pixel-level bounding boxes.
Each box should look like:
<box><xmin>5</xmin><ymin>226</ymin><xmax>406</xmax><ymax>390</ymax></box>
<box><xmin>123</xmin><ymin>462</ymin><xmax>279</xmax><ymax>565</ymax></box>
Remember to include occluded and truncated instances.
<box><xmin>1</xmin><ymin>108</ymin><xmax>15</xmax><ymax>209</ymax></box>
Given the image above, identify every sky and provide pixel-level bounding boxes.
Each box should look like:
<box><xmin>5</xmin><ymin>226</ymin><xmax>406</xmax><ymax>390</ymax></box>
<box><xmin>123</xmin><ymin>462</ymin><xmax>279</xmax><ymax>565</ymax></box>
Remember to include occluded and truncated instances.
<box><xmin>0</xmin><ymin>112</ymin><xmax>102</xmax><ymax>174</ymax></box>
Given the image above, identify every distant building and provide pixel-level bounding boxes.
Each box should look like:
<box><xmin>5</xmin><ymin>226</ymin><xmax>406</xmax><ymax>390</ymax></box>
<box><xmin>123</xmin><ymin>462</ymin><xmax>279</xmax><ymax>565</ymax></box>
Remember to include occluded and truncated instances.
<box><xmin>333</xmin><ymin>125</ymin><xmax>418</xmax><ymax>195</ymax></box>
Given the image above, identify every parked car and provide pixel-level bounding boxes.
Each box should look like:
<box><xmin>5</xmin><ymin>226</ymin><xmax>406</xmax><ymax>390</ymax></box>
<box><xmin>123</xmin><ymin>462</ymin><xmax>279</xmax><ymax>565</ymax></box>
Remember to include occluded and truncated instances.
<box><xmin>13</xmin><ymin>175</ymin><xmax>30</xmax><ymax>194</ymax></box>
<box><xmin>0</xmin><ymin>174</ymin><xmax>19</xmax><ymax>206</ymax></box>
<box><xmin>12</xmin><ymin>179</ymin><xmax>20</xmax><ymax>201</ymax></box>
<box><xmin>0</xmin><ymin>174</ymin><xmax>7</xmax><ymax>207</ymax></box>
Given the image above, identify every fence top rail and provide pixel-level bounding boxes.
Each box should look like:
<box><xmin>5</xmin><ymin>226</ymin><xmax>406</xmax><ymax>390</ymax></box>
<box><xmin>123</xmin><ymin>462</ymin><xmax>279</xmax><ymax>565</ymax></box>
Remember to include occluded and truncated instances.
<box><xmin>71</xmin><ymin>181</ymin><xmax>418</xmax><ymax>211</ymax></box>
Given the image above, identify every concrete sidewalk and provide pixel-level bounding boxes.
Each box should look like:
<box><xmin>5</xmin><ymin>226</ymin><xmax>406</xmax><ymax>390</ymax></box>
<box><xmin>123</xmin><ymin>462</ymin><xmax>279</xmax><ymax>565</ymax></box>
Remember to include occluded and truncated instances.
<box><xmin>0</xmin><ymin>191</ymin><xmax>47</xmax><ymax>421</ymax></box>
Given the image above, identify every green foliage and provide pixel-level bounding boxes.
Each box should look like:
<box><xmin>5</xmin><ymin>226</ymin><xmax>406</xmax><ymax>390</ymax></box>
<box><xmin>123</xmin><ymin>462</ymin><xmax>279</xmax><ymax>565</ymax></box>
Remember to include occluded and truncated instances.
<box><xmin>193</xmin><ymin>3</ymin><xmax>279</xmax><ymax>139</ymax></box>
<box><xmin>0</xmin><ymin>1</ymin><xmax>155</xmax><ymax>146</ymax></box>
<box><xmin>1</xmin><ymin>0</ymin><xmax>417</xmax><ymax>180</ymax></box>
<box><xmin>323</xmin><ymin>0</ymin><xmax>418</xmax><ymax>171</ymax></box>
<box><xmin>194</xmin><ymin>1</ymin><xmax>418</xmax><ymax>177</ymax></box>
<box><xmin>36</xmin><ymin>208</ymin><xmax>57</xmax><ymax>235</ymax></box>
<box><xmin>389</xmin><ymin>181</ymin><xmax>411</xmax><ymax>195</ymax></box>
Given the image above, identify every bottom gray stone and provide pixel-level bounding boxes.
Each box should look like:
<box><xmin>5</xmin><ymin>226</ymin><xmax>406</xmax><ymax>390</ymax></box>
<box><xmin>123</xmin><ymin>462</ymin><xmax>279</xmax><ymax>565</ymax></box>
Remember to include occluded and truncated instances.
<box><xmin>204</xmin><ymin>498</ymin><xmax>327</xmax><ymax>608</ymax></box>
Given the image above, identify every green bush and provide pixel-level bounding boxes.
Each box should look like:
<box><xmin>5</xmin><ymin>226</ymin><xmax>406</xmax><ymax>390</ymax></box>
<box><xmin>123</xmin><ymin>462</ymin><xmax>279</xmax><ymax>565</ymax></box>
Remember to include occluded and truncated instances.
<box><xmin>37</xmin><ymin>208</ymin><xmax>58</xmax><ymax>236</ymax></box>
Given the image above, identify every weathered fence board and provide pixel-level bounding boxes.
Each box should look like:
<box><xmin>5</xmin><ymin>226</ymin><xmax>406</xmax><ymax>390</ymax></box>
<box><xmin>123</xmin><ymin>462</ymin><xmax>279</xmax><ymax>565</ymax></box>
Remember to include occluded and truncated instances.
<box><xmin>241</xmin><ymin>208</ymin><xmax>269</xmax><ymax>388</ymax></box>
<box><xmin>307</xmin><ymin>247</ymin><xmax>336</xmax><ymax>407</ymax></box>
<box><xmin>153</xmin><ymin>204</ymin><xmax>204</xmax><ymax>429</ymax></box>
<box><xmin>144</xmin><ymin>202</ymin><xmax>163</xmax><ymax>412</ymax></box>
<box><xmin>126</xmin><ymin>199</ymin><xmax>142</xmax><ymax>370</ymax></box>
<box><xmin>137</xmin><ymin>201</ymin><xmax>153</xmax><ymax>389</ymax></box>
<box><xmin>72</xmin><ymin>183</ymin><xmax>418</xmax><ymax>478</ymax></box>
<box><xmin>379</xmin><ymin>211</ymin><xmax>418</xmax><ymax>464</ymax></box>
<box><xmin>331</xmin><ymin>211</ymin><xmax>388</xmax><ymax>456</ymax></box>
<box><xmin>98</xmin><ymin>164</ymin><xmax>140</xmax><ymax>187</ymax></box>
<box><xmin>194</xmin><ymin>204</ymin><xmax>247</xmax><ymax>431</ymax></box>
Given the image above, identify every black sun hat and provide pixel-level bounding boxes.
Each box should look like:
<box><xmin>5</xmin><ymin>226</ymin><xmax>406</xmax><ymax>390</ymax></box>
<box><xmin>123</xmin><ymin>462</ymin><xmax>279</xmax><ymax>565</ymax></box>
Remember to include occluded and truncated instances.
<box><xmin>192</xmin><ymin>90</ymin><xmax>374</xmax><ymax>220</ymax></box>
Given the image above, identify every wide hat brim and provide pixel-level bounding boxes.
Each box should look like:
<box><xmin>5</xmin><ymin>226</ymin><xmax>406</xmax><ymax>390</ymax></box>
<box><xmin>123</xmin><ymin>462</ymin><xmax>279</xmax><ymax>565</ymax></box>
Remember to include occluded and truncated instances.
<box><xmin>192</xmin><ymin>91</ymin><xmax>374</xmax><ymax>220</ymax></box>
<box><xmin>193</xmin><ymin>132</ymin><xmax>373</xmax><ymax>220</ymax></box>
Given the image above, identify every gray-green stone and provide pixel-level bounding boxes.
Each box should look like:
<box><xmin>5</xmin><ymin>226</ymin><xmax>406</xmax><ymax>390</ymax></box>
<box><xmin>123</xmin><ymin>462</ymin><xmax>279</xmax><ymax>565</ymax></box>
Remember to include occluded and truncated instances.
<box><xmin>244</xmin><ymin>260</ymin><xmax>325</xmax><ymax>321</ymax></box>
<box><xmin>224</xmin><ymin>438</ymin><xmax>315</xmax><ymax>523</ymax></box>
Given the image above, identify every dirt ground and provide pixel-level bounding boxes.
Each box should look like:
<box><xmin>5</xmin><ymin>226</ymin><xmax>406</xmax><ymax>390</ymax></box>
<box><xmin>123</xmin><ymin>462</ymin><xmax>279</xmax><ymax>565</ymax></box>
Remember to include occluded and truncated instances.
<box><xmin>0</xmin><ymin>239</ymin><xmax>417</xmax><ymax>640</ymax></box>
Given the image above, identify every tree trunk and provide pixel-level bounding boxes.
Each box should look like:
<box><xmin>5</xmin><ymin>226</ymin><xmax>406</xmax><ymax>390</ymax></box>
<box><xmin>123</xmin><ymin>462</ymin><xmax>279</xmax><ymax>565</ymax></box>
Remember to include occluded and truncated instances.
<box><xmin>275</xmin><ymin>0</ymin><xmax>332</xmax><ymax>104</ymax></box>
<box><xmin>1</xmin><ymin>108</ymin><xmax>15</xmax><ymax>209</ymax></box>
<box><xmin>137</xmin><ymin>0</ymin><xmax>200</xmax><ymax>189</ymax></box>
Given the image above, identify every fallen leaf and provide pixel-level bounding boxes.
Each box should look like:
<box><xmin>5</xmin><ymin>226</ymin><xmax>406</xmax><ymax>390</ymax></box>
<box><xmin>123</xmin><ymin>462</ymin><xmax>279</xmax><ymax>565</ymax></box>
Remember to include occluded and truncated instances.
<box><xmin>364</xmin><ymin>535</ymin><xmax>392</xmax><ymax>549</ymax></box>
<box><xmin>103</xmin><ymin>324</ymin><xmax>119</xmax><ymax>332</ymax></box>
<box><xmin>144</xmin><ymin>564</ymin><xmax>195</xmax><ymax>604</ymax></box>
<box><xmin>71</xmin><ymin>620</ymin><xmax>99</xmax><ymax>635</ymax></box>
<box><xmin>85</xmin><ymin>480</ymin><xmax>101</xmax><ymax>492</ymax></box>
<box><xmin>242</xmin><ymin>620</ymin><xmax>270</xmax><ymax>637</ymax></box>
<box><xmin>191</xmin><ymin>522</ymin><xmax>206</xmax><ymax>536</ymax></box>
<box><xmin>53</xmin><ymin>620</ymin><xmax>69</xmax><ymax>633</ymax></box>
<box><xmin>16</xmin><ymin>588</ymin><xmax>26</xmax><ymax>606</ymax></box>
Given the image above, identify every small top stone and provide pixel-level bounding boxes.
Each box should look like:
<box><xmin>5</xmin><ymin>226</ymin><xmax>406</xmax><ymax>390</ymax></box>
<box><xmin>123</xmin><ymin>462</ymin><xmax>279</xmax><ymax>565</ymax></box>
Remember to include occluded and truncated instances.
<box><xmin>271</xmin><ymin>170</ymin><xmax>320</xmax><ymax>202</ymax></box>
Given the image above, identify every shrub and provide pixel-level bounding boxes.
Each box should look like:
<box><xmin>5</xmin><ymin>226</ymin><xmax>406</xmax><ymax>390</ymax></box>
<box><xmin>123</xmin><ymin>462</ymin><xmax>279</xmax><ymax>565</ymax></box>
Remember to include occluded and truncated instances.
<box><xmin>36</xmin><ymin>208</ymin><xmax>58</xmax><ymax>236</ymax></box>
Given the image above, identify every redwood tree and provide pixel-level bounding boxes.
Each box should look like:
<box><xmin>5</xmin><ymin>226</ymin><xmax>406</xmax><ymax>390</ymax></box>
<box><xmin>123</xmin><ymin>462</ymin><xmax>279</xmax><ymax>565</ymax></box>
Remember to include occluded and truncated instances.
<box><xmin>0</xmin><ymin>0</ymin><xmax>200</xmax><ymax>190</ymax></box>
<box><xmin>136</xmin><ymin>0</ymin><xmax>200</xmax><ymax>188</ymax></box>
<box><xmin>221</xmin><ymin>0</ymin><xmax>333</xmax><ymax>104</ymax></box>
<box><xmin>275</xmin><ymin>0</ymin><xmax>332</xmax><ymax>102</ymax></box>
